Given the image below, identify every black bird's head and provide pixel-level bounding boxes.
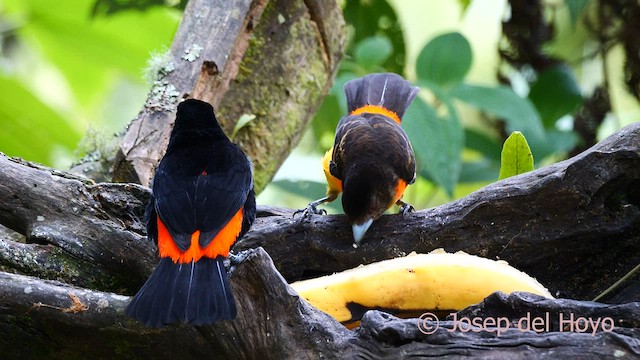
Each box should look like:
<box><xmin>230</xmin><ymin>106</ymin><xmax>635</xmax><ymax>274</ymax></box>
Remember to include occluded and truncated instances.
<box><xmin>174</xmin><ymin>99</ymin><xmax>221</xmax><ymax>131</ymax></box>
<box><xmin>169</xmin><ymin>99</ymin><xmax>227</xmax><ymax>146</ymax></box>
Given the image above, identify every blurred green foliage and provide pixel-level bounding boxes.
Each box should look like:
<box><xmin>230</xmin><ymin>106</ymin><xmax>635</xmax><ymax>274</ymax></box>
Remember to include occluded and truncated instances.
<box><xmin>0</xmin><ymin>0</ymin><xmax>179</xmax><ymax>167</ymax></box>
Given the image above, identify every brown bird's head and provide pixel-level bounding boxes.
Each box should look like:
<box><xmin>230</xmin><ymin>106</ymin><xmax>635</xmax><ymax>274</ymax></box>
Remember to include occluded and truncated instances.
<box><xmin>341</xmin><ymin>164</ymin><xmax>403</xmax><ymax>244</ymax></box>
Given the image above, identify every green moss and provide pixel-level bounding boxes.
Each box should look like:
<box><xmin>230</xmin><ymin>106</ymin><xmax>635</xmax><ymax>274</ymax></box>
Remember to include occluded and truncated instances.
<box><xmin>216</xmin><ymin>0</ymin><xmax>338</xmax><ymax>194</ymax></box>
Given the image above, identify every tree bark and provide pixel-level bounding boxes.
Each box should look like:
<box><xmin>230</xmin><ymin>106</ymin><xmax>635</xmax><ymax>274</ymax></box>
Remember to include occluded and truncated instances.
<box><xmin>1</xmin><ymin>0</ymin><xmax>639</xmax><ymax>357</ymax></box>
<box><xmin>1</xmin><ymin>249</ymin><xmax>638</xmax><ymax>359</ymax></box>
<box><xmin>0</xmin><ymin>124</ymin><xmax>638</xmax><ymax>358</ymax></box>
<box><xmin>105</xmin><ymin>0</ymin><xmax>344</xmax><ymax>194</ymax></box>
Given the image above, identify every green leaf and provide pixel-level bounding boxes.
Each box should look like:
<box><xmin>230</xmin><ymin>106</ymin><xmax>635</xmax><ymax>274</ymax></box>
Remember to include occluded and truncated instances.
<box><xmin>450</xmin><ymin>84</ymin><xmax>545</xmax><ymax>140</ymax></box>
<box><xmin>343</xmin><ymin>0</ymin><xmax>406</xmax><ymax>74</ymax></box>
<box><xmin>354</xmin><ymin>36</ymin><xmax>393</xmax><ymax>70</ymax></box>
<box><xmin>403</xmin><ymin>96</ymin><xmax>464</xmax><ymax>197</ymax></box>
<box><xmin>498</xmin><ymin>131</ymin><xmax>534</xmax><ymax>180</ymax></box>
<box><xmin>231</xmin><ymin>114</ymin><xmax>256</xmax><ymax>140</ymax></box>
<box><xmin>528</xmin><ymin>65</ymin><xmax>583</xmax><ymax>128</ymax></box>
<box><xmin>416</xmin><ymin>32</ymin><xmax>472</xmax><ymax>87</ymax></box>
<box><xmin>464</xmin><ymin>128</ymin><xmax>502</xmax><ymax>161</ymax></box>
<box><xmin>527</xmin><ymin>129</ymin><xmax>580</xmax><ymax>160</ymax></box>
<box><xmin>460</xmin><ymin>159</ymin><xmax>501</xmax><ymax>183</ymax></box>
<box><xmin>565</xmin><ymin>0</ymin><xmax>590</xmax><ymax>27</ymax></box>
<box><xmin>0</xmin><ymin>74</ymin><xmax>81</xmax><ymax>166</ymax></box>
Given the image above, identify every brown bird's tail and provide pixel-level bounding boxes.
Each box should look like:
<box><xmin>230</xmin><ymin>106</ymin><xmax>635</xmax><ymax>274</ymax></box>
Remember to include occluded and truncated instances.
<box><xmin>344</xmin><ymin>72</ymin><xmax>419</xmax><ymax>121</ymax></box>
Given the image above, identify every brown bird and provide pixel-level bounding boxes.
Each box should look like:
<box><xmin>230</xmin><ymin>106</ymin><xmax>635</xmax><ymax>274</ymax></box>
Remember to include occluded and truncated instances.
<box><xmin>301</xmin><ymin>73</ymin><xmax>419</xmax><ymax>245</ymax></box>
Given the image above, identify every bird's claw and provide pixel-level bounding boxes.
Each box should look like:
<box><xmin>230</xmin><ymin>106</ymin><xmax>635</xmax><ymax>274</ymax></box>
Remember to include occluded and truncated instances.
<box><xmin>293</xmin><ymin>203</ymin><xmax>327</xmax><ymax>222</ymax></box>
<box><xmin>398</xmin><ymin>201</ymin><xmax>415</xmax><ymax>218</ymax></box>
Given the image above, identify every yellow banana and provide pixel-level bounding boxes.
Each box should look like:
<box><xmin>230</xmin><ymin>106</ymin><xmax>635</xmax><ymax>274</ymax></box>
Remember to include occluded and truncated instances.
<box><xmin>290</xmin><ymin>249</ymin><xmax>552</xmax><ymax>325</ymax></box>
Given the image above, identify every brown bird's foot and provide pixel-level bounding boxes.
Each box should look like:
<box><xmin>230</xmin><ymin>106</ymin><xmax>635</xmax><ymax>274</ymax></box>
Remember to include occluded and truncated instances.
<box><xmin>293</xmin><ymin>197</ymin><xmax>330</xmax><ymax>221</ymax></box>
<box><xmin>396</xmin><ymin>199</ymin><xmax>415</xmax><ymax>218</ymax></box>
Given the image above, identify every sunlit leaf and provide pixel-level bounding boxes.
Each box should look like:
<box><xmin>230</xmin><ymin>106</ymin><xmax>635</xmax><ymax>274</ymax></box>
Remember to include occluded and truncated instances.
<box><xmin>403</xmin><ymin>96</ymin><xmax>464</xmax><ymax>197</ymax></box>
<box><xmin>498</xmin><ymin>131</ymin><xmax>534</xmax><ymax>180</ymax></box>
<box><xmin>4</xmin><ymin>0</ymin><xmax>179</xmax><ymax>106</ymax></box>
<box><xmin>458</xmin><ymin>0</ymin><xmax>472</xmax><ymax>13</ymax></box>
<box><xmin>416</xmin><ymin>32</ymin><xmax>472</xmax><ymax>87</ymax></box>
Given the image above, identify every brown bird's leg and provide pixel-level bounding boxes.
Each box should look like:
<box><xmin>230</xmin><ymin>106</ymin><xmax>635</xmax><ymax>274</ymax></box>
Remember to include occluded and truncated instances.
<box><xmin>294</xmin><ymin>193</ymin><xmax>338</xmax><ymax>220</ymax></box>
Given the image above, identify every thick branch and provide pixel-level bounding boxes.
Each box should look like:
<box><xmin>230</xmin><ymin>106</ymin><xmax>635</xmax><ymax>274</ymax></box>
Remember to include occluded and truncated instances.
<box><xmin>1</xmin><ymin>248</ymin><xmax>638</xmax><ymax>359</ymax></box>
<box><xmin>0</xmin><ymin>155</ymin><xmax>155</xmax><ymax>292</ymax></box>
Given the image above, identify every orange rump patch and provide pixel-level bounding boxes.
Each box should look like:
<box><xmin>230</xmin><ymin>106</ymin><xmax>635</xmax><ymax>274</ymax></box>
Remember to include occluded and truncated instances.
<box><xmin>157</xmin><ymin>208</ymin><xmax>244</xmax><ymax>263</ymax></box>
<box><xmin>350</xmin><ymin>105</ymin><xmax>401</xmax><ymax>125</ymax></box>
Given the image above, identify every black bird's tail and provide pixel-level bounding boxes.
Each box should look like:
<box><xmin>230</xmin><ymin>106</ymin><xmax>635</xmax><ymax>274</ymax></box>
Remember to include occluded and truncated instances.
<box><xmin>344</xmin><ymin>72</ymin><xmax>420</xmax><ymax>119</ymax></box>
<box><xmin>125</xmin><ymin>256</ymin><xmax>235</xmax><ymax>328</ymax></box>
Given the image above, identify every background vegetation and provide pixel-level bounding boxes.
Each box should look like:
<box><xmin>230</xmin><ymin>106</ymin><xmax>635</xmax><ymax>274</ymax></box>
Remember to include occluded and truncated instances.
<box><xmin>1</xmin><ymin>0</ymin><xmax>638</xmax><ymax>211</ymax></box>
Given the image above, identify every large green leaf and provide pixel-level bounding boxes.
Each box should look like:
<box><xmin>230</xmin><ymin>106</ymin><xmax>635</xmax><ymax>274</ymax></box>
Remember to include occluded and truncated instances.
<box><xmin>450</xmin><ymin>84</ymin><xmax>545</xmax><ymax>140</ymax></box>
<box><xmin>343</xmin><ymin>0</ymin><xmax>406</xmax><ymax>74</ymax></box>
<box><xmin>354</xmin><ymin>36</ymin><xmax>393</xmax><ymax>70</ymax></box>
<box><xmin>464</xmin><ymin>128</ymin><xmax>502</xmax><ymax>161</ymax></box>
<box><xmin>459</xmin><ymin>129</ymin><xmax>502</xmax><ymax>183</ymax></box>
<box><xmin>528</xmin><ymin>65</ymin><xmax>583</xmax><ymax>128</ymax></box>
<box><xmin>403</xmin><ymin>96</ymin><xmax>464</xmax><ymax>197</ymax></box>
<box><xmin>460</xmin><ymin>159</ymin><xmax>501</xmax><ymax>183</ymax></box>
<box><xmin>0</xmin><ymin>74</ymin><xmax>80</xmax><ymax>166</ymax></box>
<box><xmin>498</xmin><ymin>131</ymin><xmax>534</xmax><ymax>180</ymax></box>
<box><xmin>416</xmin><ymin>32</ymin><xmax>472</xmax><ymax>88</ymax></box>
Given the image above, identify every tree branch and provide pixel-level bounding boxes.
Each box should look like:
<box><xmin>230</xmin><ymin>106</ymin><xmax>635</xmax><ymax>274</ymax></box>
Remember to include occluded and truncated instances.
<box><xmin>0</xmin><ymin>155</ymin><xmax>155</xmax><ymax>293</ymax></box>
<box><xmin>109</xmin><ymin>0</ymin><xmax>345</xmax><ymax>192</ymax></box>
<box><xmin>1</xmin><ymin>248</ymin><xmax>638</xmax><ymax>358</ymax></box>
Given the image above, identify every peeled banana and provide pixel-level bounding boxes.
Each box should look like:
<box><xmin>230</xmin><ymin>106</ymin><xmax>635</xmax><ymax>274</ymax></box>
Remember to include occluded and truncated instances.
<box><xmin>290</xmin><ymin>249</ymin><xmax>552</xmax><ymax>325</ymax></box>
